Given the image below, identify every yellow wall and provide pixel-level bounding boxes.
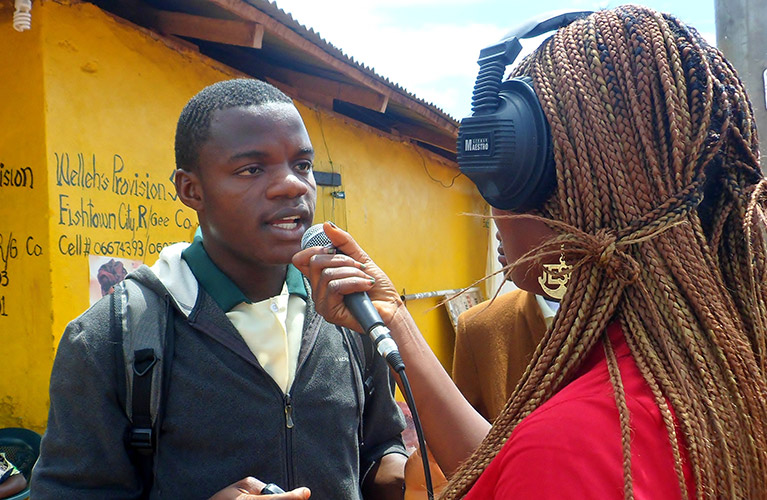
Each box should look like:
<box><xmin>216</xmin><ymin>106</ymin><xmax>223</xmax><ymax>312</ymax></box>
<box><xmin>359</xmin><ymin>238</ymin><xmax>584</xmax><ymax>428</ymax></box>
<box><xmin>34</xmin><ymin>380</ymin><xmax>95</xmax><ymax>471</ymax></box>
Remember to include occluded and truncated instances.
<box><xmin>0</xmin><ymin>1</ymin><xmax>51</xmax><ymax>430</ymax></box>
<box><xmin>0</xmin><ymin>1</ymin><xmax>489</xmax><ymax>431</ymax></box>
<box><xmin>301</xmin><ymin>108</ymin><xmax>488</xmax><ymax>365</ymax></box>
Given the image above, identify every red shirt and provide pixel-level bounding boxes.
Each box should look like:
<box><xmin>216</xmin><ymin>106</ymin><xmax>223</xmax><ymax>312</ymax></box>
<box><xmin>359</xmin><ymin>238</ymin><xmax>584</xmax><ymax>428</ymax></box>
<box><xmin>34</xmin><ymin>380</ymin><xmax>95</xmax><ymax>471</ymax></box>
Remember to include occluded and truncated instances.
<box><xmin>465</xmin><ymin>323</ymin><xmax>695</xmax><ymax>499</ymax></box>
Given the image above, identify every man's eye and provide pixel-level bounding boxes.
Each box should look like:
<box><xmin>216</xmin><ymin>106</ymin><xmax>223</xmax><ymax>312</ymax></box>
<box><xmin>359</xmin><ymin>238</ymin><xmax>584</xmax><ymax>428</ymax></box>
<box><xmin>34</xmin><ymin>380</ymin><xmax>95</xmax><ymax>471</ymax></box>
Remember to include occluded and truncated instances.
<box><xmin>238</xmin><ymin>166</ymin><xmax>263</xmax><ymax>176</ymax></box>
<box><xmin>296</xmin><ymin>161</ymin><xmax>313</xmax><ymax>172</ymax></box>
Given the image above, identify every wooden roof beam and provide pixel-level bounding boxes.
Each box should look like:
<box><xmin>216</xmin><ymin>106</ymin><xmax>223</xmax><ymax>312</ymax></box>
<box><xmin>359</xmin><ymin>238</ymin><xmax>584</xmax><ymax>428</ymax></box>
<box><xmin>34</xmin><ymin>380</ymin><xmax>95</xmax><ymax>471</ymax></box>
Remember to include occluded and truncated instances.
<box><xmin>260</xmin><ymin>63</ymin><xmax>389</xmax><ymax>113</ymax></box>
<box><xmin>392</xmin><ymin>122</ymin><xmax>457</xmax><ymax>153</ymax></box>
<box><xmin>142</xmin><ymin>6</ymin><xmax>264</xmax><ymax>48</ymax></box>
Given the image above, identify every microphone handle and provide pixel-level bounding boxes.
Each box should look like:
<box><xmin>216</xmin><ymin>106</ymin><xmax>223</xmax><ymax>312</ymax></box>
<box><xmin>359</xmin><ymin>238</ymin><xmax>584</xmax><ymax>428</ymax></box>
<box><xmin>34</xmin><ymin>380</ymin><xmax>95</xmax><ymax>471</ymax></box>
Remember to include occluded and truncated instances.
<box><xmin>344</xmin><ymin>291</ymin><xmax>384</xmax><ymax>333</ymax></box>
<box><xmin>343</xmin><ymin>292</ymin><xmax>404</xmax><ymax>371</ymax></box>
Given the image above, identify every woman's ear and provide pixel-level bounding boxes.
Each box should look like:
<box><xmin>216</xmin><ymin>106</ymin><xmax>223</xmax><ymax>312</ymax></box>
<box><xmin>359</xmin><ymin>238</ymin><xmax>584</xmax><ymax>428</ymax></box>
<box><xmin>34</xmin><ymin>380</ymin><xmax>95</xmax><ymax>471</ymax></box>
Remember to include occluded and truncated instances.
<box><xmin>174</xmin><ymin>168</ymin><xmax>203</xmax><ymax>210</ymax></box>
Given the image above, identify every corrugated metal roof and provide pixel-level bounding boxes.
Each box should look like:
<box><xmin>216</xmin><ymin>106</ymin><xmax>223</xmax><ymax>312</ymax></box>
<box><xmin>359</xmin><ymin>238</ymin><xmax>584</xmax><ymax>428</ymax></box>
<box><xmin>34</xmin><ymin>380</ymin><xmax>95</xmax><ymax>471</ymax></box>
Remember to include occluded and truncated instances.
<box><xmin>248</xmin><ymin>0</ymin><xmax>456</xmax><ymax>120</ymax></box>
<box><xmin>90</xmin><ymin>0</ymin><xmax>460</xmax><ymax>156</ymax></box>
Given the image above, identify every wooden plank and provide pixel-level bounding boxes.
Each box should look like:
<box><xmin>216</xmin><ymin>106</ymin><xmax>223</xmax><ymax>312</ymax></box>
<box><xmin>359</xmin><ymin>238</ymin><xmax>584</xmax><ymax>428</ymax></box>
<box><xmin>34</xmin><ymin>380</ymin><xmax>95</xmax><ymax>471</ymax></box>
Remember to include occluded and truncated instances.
<box><xmin>392</xmin><ymin>122</ymin><xmax>457</xmax><ymax>153</ymax></box>
<box><xmin>260</xmin><ymin>61</ymin><xmax>389</xmax><ymax>112</ymax></box>
<box><xmin>147</xmin><ymin>8</ymin><xmax>264</xmax><ymax>48</ymax></box>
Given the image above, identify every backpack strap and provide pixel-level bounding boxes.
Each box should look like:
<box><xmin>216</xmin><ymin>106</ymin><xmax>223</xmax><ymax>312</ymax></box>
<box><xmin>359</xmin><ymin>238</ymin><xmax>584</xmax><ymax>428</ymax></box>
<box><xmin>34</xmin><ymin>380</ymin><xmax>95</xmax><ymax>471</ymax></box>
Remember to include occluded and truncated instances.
<box><xmin>111</xmin><ymin>277</ymin><xmax>175</xmax><ymax>497</ymax></box>
<box><xmin>360</xmin><ymin>333</ymin><xmax>376</xmax><ymax>398</ymax></box>
<box><xmin>345</xmin><ymin>328</ymin><xmax>375</xmax><ymax>399</ymax></box>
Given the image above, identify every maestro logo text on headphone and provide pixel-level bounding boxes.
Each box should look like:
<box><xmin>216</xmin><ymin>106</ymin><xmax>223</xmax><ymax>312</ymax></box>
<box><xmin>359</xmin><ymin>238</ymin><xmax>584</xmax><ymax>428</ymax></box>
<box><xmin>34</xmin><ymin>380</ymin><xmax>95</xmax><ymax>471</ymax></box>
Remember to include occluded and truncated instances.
<box><xmin>457</xmin><ymin>10</ymin><xmax>593</xmax><ymax>212</ymax></box>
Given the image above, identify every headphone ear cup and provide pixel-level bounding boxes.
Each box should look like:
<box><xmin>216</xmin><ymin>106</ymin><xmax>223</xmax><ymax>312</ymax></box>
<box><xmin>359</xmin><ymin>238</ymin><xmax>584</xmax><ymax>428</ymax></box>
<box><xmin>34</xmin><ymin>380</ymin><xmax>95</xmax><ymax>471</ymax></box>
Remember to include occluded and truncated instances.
<box><xmin>502</xmin><ymin>78</ymin><xmax>556</xmax><ymax>210</ymax></box>
<box><xmin>459</xmin><ymin>11</ymin><xmax>593</xmax><ymax>212</ymax></box>
<box><xmin>458</xmin><ymin>77</ymin><xmax>556</xmax><ymax>211</ymax></box>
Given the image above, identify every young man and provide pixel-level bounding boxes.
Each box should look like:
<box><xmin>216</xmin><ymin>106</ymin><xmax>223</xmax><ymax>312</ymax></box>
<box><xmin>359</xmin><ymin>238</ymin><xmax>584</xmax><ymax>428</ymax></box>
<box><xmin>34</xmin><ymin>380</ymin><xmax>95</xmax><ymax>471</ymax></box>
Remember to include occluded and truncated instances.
<box><xmin>32</xmin><ymin>79</ymin><xmax>407</xmax><ymax>499</ymax></box>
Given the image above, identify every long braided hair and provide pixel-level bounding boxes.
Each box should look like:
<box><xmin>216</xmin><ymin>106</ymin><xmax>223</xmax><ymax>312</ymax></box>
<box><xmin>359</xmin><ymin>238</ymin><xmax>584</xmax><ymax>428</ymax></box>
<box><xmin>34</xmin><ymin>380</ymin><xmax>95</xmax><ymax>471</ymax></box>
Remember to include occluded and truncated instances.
<box><xmin>444</xmin><ymin>6</ymin><xmax>767</xmax><ymax>499</ymax></box>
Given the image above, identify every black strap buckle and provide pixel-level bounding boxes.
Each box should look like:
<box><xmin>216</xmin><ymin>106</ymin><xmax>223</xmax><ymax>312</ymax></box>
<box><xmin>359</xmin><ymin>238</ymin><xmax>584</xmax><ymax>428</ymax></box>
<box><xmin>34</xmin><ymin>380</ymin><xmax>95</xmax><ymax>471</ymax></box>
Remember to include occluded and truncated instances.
<box><xmin>129</xmin><ymin>427</ymin><xmax>154</xmax><ymax>454</ymax></box>
<box><xmin>134</xmin><ymin>349</ymin><xmax>157</xmax><ymax>376</ymax></box>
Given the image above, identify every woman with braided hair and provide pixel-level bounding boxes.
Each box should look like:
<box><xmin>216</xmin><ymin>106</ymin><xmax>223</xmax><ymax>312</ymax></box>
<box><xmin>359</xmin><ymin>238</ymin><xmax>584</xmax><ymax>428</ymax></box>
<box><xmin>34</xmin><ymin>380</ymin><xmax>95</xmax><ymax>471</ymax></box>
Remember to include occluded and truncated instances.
<box><xmin>294</xmin><ymin>5</ymin><xmax>767</xmax><ymax>499</ymax></box>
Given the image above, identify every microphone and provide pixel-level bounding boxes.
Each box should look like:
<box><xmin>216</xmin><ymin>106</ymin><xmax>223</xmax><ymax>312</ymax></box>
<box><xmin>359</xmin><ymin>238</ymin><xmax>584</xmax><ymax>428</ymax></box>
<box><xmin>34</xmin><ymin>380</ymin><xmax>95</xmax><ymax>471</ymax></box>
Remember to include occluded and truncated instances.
<box><xmin>301</xmin><ymin>225</ymin><xmax>434</xmax><ymax>498</ymax></box>
<box><xmin>301</xmin><ymin>224</ymin><xmax>405</xmax><ymax>371</ymax></box>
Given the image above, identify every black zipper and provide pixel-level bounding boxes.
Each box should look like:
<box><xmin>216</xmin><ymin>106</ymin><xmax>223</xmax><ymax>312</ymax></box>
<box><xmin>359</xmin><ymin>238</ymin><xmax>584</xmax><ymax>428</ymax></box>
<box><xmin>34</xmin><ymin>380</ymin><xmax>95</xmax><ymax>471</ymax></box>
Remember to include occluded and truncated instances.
<box><xmin>280</xmin><ymin>311</ymin><xmax>321</xmax><ymax>490</ymax></box>
<box><xmin>283</xmin><ymin>392</ymin><xmax>295</xmax><ymax>489</ymax></box>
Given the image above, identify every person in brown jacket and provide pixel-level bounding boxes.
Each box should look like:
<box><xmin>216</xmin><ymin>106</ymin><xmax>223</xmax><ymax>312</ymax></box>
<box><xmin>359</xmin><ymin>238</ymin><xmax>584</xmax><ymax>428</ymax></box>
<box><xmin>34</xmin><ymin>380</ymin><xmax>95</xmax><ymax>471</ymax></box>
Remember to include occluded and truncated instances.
<box><xmin>452</xmin><ymin>289</ymin><xmax>549</xmax><ymax>422</ymax></box>
<box><xmin>405</xmin><ymin>231</ymin><xmax>553</xmax><ymax>497</ymax></box>
<box><xmin>451</xmin><ymin>230</ymin><xmax>554</xmax><ymax>421</ymax></box>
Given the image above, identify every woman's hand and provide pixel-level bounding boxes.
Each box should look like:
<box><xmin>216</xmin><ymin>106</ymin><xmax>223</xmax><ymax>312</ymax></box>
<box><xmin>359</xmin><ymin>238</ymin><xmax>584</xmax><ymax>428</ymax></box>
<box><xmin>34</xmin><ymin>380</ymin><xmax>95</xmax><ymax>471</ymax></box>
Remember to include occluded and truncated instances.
<box><xmin>292</xmin><ymin>222</ymin><xmax>403</xmax><ymax>332</ymax></box>
<box><xmin>208</xmin><ymin>477</ymin><xmax>310</xmax><ymax>499</ymax></box>
<box><xmin>295</xmin><ymin>224</ymin><xmax>491</xmax><ymax>477</ymax></box>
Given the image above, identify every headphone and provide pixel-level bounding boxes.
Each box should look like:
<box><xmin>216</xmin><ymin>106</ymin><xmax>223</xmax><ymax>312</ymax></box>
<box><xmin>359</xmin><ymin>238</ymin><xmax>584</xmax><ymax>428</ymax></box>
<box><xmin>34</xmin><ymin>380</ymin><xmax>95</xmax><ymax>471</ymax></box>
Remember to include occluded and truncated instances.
<box><xmin>457</xmin><ymin>10</ymin><xmax>594</xmax><ymax>212</ymax></box>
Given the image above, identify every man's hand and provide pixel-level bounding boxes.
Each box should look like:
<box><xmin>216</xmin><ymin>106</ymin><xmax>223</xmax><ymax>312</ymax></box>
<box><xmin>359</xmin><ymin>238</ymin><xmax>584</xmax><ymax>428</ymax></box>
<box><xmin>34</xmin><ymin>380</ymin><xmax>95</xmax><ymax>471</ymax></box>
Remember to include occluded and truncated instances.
<box><xmin>362</xmin><ymin>452</ymin><xmax>407</xmax><ymax>500</ymax></box>
<box><xmin>208</xmin><ymin>477</ymin><xmax>310</xmax><ymax>499</ymax></box>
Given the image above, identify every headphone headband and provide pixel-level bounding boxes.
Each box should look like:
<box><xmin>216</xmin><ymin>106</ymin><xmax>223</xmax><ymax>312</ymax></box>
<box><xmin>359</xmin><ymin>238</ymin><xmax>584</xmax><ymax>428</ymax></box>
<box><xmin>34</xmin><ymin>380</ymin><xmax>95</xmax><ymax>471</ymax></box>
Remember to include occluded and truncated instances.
<box><xmin>502</xmin><ymin>10</ymin><xmax>595</xmax><ymax>41</ymax></box>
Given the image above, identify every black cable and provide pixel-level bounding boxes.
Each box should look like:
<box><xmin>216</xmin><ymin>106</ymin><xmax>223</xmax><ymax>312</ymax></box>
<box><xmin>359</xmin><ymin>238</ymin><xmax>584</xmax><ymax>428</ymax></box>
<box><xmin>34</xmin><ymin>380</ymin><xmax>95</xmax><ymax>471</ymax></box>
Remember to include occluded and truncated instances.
<box><xmin>396</xmin><ymin>364</ymin><xmax>434</xmax><ymax>500</ymax></box>
<box><xmin>414</xmin><ymin>145</ymin><xmax>462</xmax><ymax>189</ymax></box>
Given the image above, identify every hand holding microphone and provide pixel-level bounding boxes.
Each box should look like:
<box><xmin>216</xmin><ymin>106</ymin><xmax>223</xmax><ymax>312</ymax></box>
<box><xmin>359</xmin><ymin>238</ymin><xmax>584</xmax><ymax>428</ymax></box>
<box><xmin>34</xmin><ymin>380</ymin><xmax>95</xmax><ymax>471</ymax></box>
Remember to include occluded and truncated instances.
<box><xmin>294</xmin><ymin>222</ymin><xmax>434</xmax><ymax>498</ymax></box>
<box><xmin>293</xmin><ymin>222</ymin><xmax>405</xmax><ymax>371</ymax></box>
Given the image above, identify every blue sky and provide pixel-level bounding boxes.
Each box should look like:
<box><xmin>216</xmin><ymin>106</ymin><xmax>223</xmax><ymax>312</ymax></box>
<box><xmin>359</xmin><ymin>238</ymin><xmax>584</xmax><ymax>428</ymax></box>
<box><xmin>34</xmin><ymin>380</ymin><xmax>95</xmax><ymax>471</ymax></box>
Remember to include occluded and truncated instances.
<box><xmin>273</xmin><ymin>0</ymin><xmax>716</xmax><ymax>120</ymax></box>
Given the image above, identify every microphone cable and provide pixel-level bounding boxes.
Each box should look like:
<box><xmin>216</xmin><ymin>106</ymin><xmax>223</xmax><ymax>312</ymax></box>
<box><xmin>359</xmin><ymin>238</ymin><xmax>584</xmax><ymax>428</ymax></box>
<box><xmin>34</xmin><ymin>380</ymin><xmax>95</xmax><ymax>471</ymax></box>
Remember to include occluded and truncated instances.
<box><xmin>389</xmin><ymin>352</ymin><xmax>434</xmax><ymax>500</ymax></box>
<box><xmin>300</xmin><ymin>224</ymin><xmax>434</xmax><ymax>498</ymax></box>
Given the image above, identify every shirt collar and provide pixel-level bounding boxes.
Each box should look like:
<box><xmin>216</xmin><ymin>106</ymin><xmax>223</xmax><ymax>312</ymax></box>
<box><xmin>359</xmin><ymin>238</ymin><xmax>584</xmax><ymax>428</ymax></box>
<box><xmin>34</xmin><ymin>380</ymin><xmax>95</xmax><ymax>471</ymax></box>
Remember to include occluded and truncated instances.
<box><xmin>285</xmin><ymin>262</ymin><xmax>308</xmax><ymax>300</ymax></box>
<box><xmin>181</xmin><ymin>236</ymin><xmax>307</xmax><ymax>311</ymax></box>
<box><xmin>535</xmin><ymin>293</ymin><xmax>560</xmax><ymax>319</ymax></box>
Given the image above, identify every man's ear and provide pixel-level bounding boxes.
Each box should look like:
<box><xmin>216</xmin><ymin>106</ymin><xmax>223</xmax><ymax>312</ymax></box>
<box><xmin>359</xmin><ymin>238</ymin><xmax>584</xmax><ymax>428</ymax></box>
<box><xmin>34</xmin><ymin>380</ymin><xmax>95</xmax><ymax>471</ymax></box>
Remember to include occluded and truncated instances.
<box><xmin>174</xmin><ymin>168</ymin><xmax>203</xmax><ymax>210</ymax></box>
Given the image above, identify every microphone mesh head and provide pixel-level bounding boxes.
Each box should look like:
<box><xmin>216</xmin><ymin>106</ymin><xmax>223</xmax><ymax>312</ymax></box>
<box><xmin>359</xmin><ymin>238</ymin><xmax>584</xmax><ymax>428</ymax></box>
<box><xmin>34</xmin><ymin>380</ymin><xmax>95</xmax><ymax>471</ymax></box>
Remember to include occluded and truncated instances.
<box><xmin>301</xmin><ymin>224</ymin><xmax>333</xmax><ymax>250</ymax></box>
